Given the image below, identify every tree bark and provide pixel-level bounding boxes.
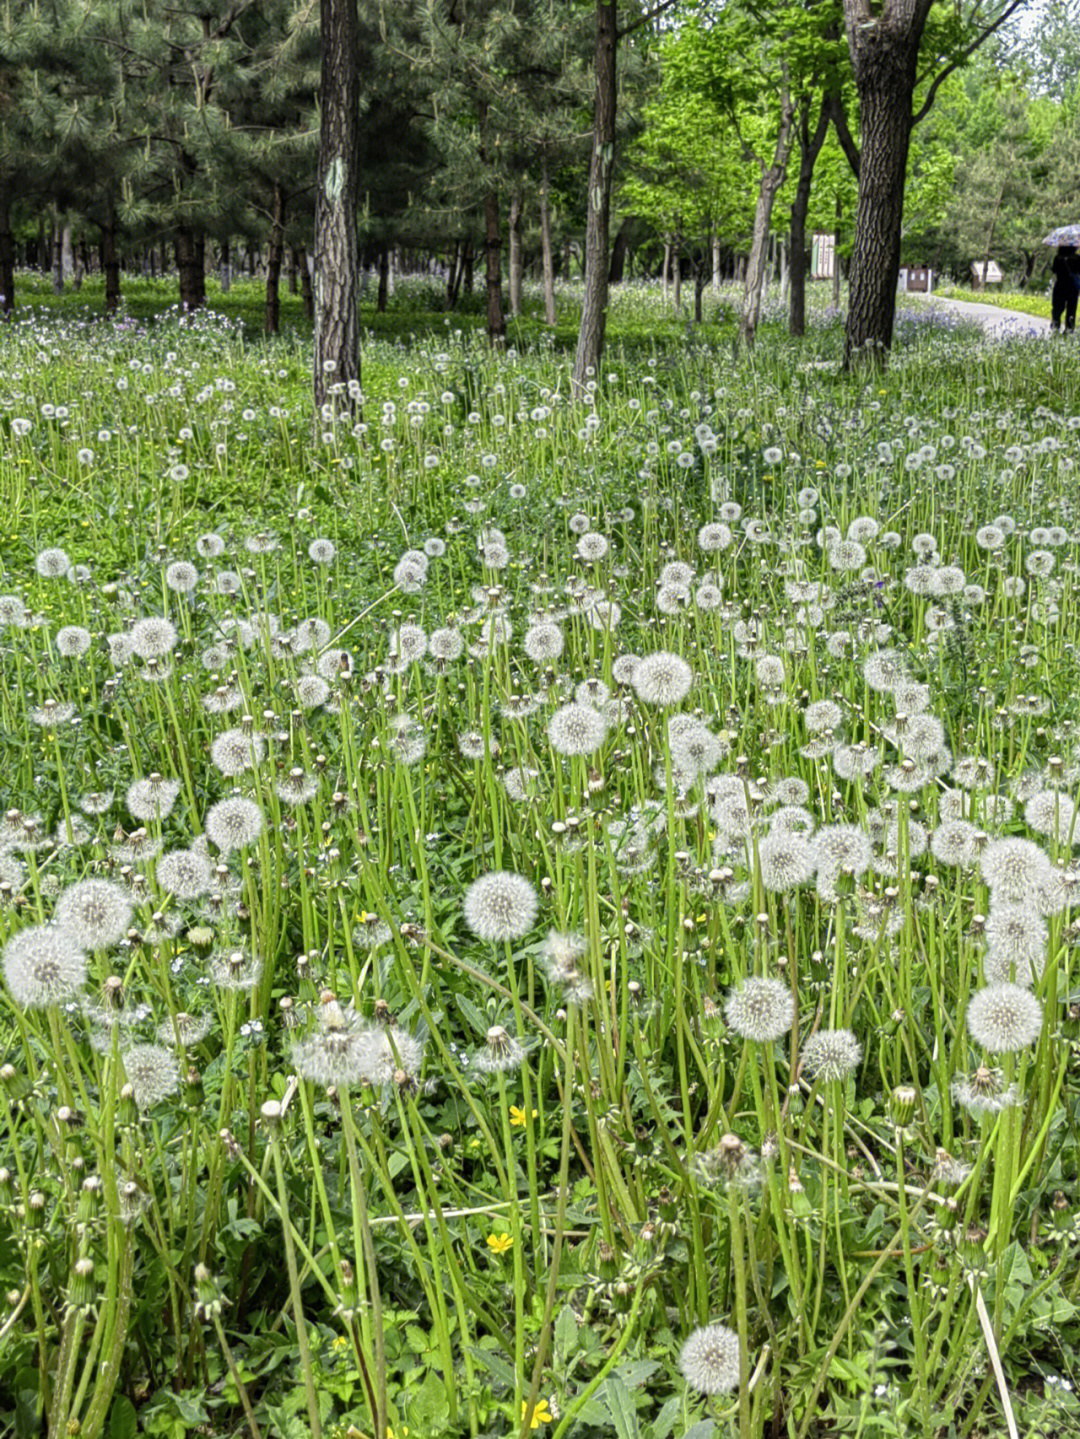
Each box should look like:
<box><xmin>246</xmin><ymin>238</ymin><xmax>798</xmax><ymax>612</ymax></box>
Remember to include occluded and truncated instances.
<box><xmin>608</xmin><ymin>219</ymin><xmax>629</xmax><ymax>283</ymax></box>
<box><xmin>662</xmin><ymin>239</ymin><xmax>670</xmax><ymax>304</ymax></box>
<box><xmin>540</xmin><ymin>155</ymin><xmax>556</xmax><ymax>325</ymax></box>
<box><xmin>266</xmin><ymin>183</ymin><xmax>286</xmax><ymax>334</ymax></box>
<box><xmin>841</xmin><ymin>0</ymin><xmax>930</xmax><ymax>367</ymax></box>
<box><xmin>288</xmin><ymin>248</ymin><xmax>299</xmax><ymax>294</ymax></box>
<box><xmin>712</xmin><ymin>233</ymin><xmax>721</xmax><ymax>294</ymax></box>
<box><xmin>53</xmin><ymin>216</ymin><xmax>64</xmax><ymax>294</ymax></box>
<box><xmin>220</xmin><ymin>237</ymin><xmax>232</xmax><ymax>293</ymax></box>
<box><xmin>299</xmin><ymin>247</ymin><xmax>314</xmax><ymax>319</ymax></box>
<box><xmin>446</xmin><ymin>240</ymin><xmax>460</xmax><ymax>308</ymax></box>
<box><xmin>176</xmin><ymin>230</ymin><xmax>206</xmax><ymax>309</ymax></box>
<box><xmin>463</xmin><ymin>236</ymin><xmax>474</xmax><ymax>295</ymax></box>
<box><xmin>314</xmin><ymin>0</ymin><xmax>361</xmax><ymax>411</ymax></box>
<box><xmin>508</xmin><ymin>188</ymin><xmax>523</xmax><ymax>316</ymax></box>
<box><xmin>102</xmin><ymin>202</ymin><xmax>121</xmax><ymax>314</ymax></box>
<box><xmin>0</xmin><ymin>182</ymin><xmax>15</xmax><ymax>314</ymax></box>
<box><xmin>572</xmin><ymin>0</ymin><xmax>617</xmax><ymax>392</ymax></box>
<box><xmin>377</xmin><ymin>243</ymin><xmax>389</xmax><ymax>312</ymax></box>
<box><xmin>738</xmin><ymin>74</ymin><xmax>795</xmax><ymax>350</ymax></box>
<box><xmin>478</xmin><ymin>101</ymin><xmax>506</xmax><ymax>345</ymax></box>
<box><xmin>789</xmin><ymin>95</ymin><xmax>831</xmax><ymax>338</ymax></box>
<box><xmin>673</xmin><ymin>239</ymin><xmax>682</xmax><ymax>309</ymax></box>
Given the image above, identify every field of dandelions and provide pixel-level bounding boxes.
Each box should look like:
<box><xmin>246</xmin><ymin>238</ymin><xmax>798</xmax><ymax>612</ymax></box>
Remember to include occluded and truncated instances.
<box><xmin>6</xmin><ymin>278</ymin><xmax>1080</xmax><ymax>1439</ymax></box>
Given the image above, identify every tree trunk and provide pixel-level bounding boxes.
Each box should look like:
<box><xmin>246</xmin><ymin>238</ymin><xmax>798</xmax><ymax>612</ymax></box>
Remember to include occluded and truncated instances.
<box><xmin>483</xmin><ymin>188</ymin><xmax>506</xmax><ymax>344</ymax></box>
<box><xmin>0</xmin><ymin>182</ymin><xmax>15</xmax><ymax>314</ymax></box>
<box><xmin>288</xmin><ymin>247</ymin><xmax>299</xmax><ymax>294</ymax></box>
<box><xmin>220</xmin><ymin>237</ymin><xmax>232</xmax><ymax>293</ymax></box>
<box><xmin>176</xmin><ymin>229</ymin><xmax>205</xmax><ymax>310</ymax></box>
<box><xmin>540</xmin><ymin>155</ymin><xmax>556</xmax><ymax>325</ymax></box>
<box><xmin>508</xmin><ymin>188</ymin><xmax>523</xmax><ymax>316</ymax></box>
<box><xmin>266</xmin><ymin>183</ymin><xmax>286</xmax><ymax>334</ymax></box>
<box><xmin>738</xmin><ymin>76</ymin><xmax>796</xmax><ymax>350</ymax></box>
<box><xmin>102</xmin><ymin>203</ymin><xmax>121</xmax><ymax>314</ymax></box>
<box><xmin>478</xmin><ymin>102</ymin><xmax>506</xmax><ymax>345</ymax></box>
<box><xmin>300</xmin><ymin>247</ymin><xmax>314</xmax><ymax>319</ymax></box>
<box><xmin>609</xmin><ymin>219</ymin><xmax>629</xmax><ymax>283</ymax></box>
<box><xmin>712</xmin><ymin>233</ymin><xmax>721</xmax><ymax>294</ymax></box>
<box><xmin>790</xmin><ymin>95</ymin><xmax>831</xmax><ymax>337</ymax></box>
<box><xmin>842</xmin><ymin>4</ymin><xmax>926</xmax><ymax>368</ymax></box>
<box><xmin>694</xmin><ymin>258</ymin><xmax>705</xmax><ymax>322</ymax></box>
<box><xmin>446</xmin><ymin>240</ymin><xmax>460</xmax><ymax>307</ymax></box>
<box><xmin>377</xmin><ymin>243</ymin><xmax>389</xmax><ymax>312</ymax></box>
<box><xmin>673</xmin><ymin>240</ymin><xmax>682</xmax><ymax>309</ymax></box>
<box><xmin>463</xmin><ymin>237</ymin><xmax>474</xmax><ymax>295</ymax></box>
<box><xmin>61</xmin><ymin>224</ymin><xmax>75</xmax><ymax>286</ymax></box>
<box><xmin>572</xmin><ymin>0</ymin><xmax>617</xmax><ymax>391</ymax></box>
<box><xmin>53</xmin><ymin>216</ymin><xmax>64</xmax><ymax>293</ymax></box>
<box><xmin>314</xmin><ymin>0</ymin><xmax>361</xmax><ymax>411</ymax></box>
<box><xmin>662</xmin><ymin>240</ymin><xmax>670</xmax><ymax>304</ymax></box>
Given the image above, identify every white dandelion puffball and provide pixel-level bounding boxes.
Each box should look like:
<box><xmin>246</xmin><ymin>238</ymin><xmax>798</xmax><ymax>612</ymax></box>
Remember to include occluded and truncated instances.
<box><xmin>463</xmin><ymin>871</ymin><xmax>538</xmax><ymax>942</ymax></box>
<box><xmin>679</xmin><ymin>1322</ymin><xmax>741</xmax><ymax>1395</ymax></box>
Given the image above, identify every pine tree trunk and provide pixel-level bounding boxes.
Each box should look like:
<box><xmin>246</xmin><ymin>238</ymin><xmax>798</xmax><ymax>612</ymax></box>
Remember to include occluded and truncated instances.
<box><xmin>194</xmin><ymin>234</ymin><xmax>206</xmax><ymax>305</ymax></box>
<box><xmin>0</xmin><ymin>183</ymin><xmax>15</xmax><ymax>315</ymax></box>
<box><xmin>377</xmin><ymin>244</ymin><xmax>389</xmax><ymax>312</ymax></box>
<box><xmin>483</xmin><ymin>188</ymin><xmax>506</xmax><ymax>344</ymax></box>
<box><xmin>572</xmin><ymin>0</ymin><xmax>617</xmax><ymax>392</ymax></box>
<box><xmin>266</xmin><ymin>185</ymin><xmax>286</xmax><ymax>334</ymax></box>
<box><xmin>508</xmin><ymin>190</ymin><xmax>523</xmax><ymax>317</ymax></box>
<box><xmin>102</xmin><ymin>204</ymin><xmax>121</xmax><ymax>314</ymax></box>
<box><xmin>662</xmin><ymin>240</ymin><xmax>670</xmax><ymax>304</ymax></box>
<box><xmin>712</xmin><ymin>233</ymin><xmax>721</xmax><ymax>294</ymax></box>
<box><xmin>176</xmin><ymin>229</ymin><xmax>204</xmax><ymax>310</ymax></box>
<box><xmin>463</xmin><ymin>237</ymin><xmax>474</xmax><ymax>295</ymax></box>
<box><xmin>300</xmin><ymin>247</ymin><xmax>314</xmax><ymax>319</ymax></box>
<box><xmin>221</xmin><ymin>237</ymin><xmax>232</xmax><ymax>293</ymax></box>
<box><xmin>790</xmin><ymin>96</ymin><xmax>831</xmax><ymax>338</ymax></box>
<box><xmin>446</xmin><ymin>240</ymin><xmax>459</xmax><ymax>307</ymax></box>
<box><xmin>694</xmin><ymin>259</ymin><xmax>705</xmax><ymax>322</ymax></box>
<box><xmin>288</xmin><ymin>248</ymin><xmax>299</xmax><ymax>294</ymax></box>
<box><xmin>53</xmin><ymin>216</ymin><xmax>64</xmax><ymax>294</ymax></box>
<box><xmin>540</xmin><ymin>156</ymin><xmax>556</xmax><ymax>325</ymax></box>
<box><xmin>739</xmin><ymin>79</ymin><xmax>795</xmax><ymax>350</ymax></box>
<box><xmin>673</xmin><ymin>242</ymin><xmax>682</xmax><ymax>309</ymax></box>
<box><xmin>62</xmin><ymin>224</ymin><xmax>74</xmax><ymax>286</ymax></box>
<box><xmin>842</xmin><ymin>4</ymin><xmax>926</xmax><ymax>368</ymax></box>
<box><xmin>314</xmin><ymin>0</ymin><xmax>361</xmax><ymax>411</ymax></box>
<box><xmin>609</xmin><ymin>220</ymin><xmax>629</xmax><ymax>283</ymax></box>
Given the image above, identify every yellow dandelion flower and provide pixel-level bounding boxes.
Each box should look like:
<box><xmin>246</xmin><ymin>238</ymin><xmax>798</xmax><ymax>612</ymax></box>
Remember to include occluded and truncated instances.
<box><xmin>486</xmin><ymin>1232</ymin><xmax>514</xmax><ymax>1254</ymax></box>
<box><xmin>509</xmin><ymin>1105</ymin><xmax>537</xmax><ymax>1127</ymax></box>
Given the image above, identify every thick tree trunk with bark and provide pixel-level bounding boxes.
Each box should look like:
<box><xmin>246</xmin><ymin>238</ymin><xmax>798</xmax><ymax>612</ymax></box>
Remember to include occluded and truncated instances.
<box><xmin>842</xmin><ymin>1</ymin><xmax>927</xmax><ymax>367</ymax></box>
<box><xmin>508</xmin><ymin>189</ymin><xmax>523</xmax><ymax>316</ymax></box>
<box><xmin>572</xmin><ymin>0</ymin><xmax>616</xmax><ymax>391</ymax></box>
<box><xmin>446</xmin><ymin>240</ymin><xmax>460</xmax><ymax>308</ymax></box>
<box><xmin>102</xmin><ymin>203</ymin><xmax>121</xmax><ymax>314</ymax></box>
<box><xmin>288</xmin><ymin>248</ymin><xmax>299</xmax><ymax>294</ymax></box>
<box><xmin>789</xmin><ymin>96</ymin><xmax>831</xmax><ymax>337</ymax></box>
<box><xmin>266</xmin><ymin>184</ymin><xmax>286</xmax><ymax>334</ymax></box>
<box><xmin>176</xmin><ymin>229</ymin><xmax>206</xmax><ymax>309</ymax></box>
<box><xmin>220</xmin><ymin>237</ymin><xmax>232</xmax><ymax>293</ymax></box>
<box><xmin>540</xmin><ymin>156</ymin><xmax>556</xmax><ymax>325</ymax></box>
<box><xmin>314</xmin><ymin>0</ymin><xmax>361</xmax><ymax>411</ymax></box>
<box><xmin>738</xmin><ymin>77</ymin><xmax>795</xmax><ymax>350</ymax></box>
<box><xmin>0</xmin><ymin>184</ymin><xmax>16</xmax><ymax>314</ymax></box>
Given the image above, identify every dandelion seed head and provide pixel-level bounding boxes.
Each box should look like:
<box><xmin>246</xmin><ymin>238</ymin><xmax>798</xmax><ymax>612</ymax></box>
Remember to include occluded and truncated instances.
<box><xmin>679</xmin><ymin>1323</ymin><xmax>741</xmax><ymax>1396</ymax></box>
<box><xmin>463</xmin><ymin>871</ymin><xmax>538</xmax><ymax>942</ymax></box>
<box><xmin>3</xmin><ymin>924</ymin><xmax>87</xmax><ymax>1009</ymax></box>
<box><xmin>725</xmin><ymin>977</ymin><xmax>795</xmax><ymax>1041</ymax></box>
<box><xmin>54</xmin><ymin>879</ymin><xmax>133</xmax><ymax>950</ymax></box>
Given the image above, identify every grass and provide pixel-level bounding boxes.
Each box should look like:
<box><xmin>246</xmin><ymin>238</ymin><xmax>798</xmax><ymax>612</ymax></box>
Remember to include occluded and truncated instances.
<box><xmin>934</xmin><ymin>285</ymin><xmax>1053</xmax><ymax>320</ymax></box>
<box><xmin>2</xmin><ymin>274</ymin><xmax>1080</xmax><ymax>1439</ymax></box>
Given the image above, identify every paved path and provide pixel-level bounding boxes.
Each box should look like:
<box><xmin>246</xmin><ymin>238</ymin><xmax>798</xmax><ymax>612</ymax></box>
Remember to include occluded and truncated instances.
<box><xmin>925</xmin><ymin>295</ymin><xmax>1053</xmax><ymax>338</ymax></box>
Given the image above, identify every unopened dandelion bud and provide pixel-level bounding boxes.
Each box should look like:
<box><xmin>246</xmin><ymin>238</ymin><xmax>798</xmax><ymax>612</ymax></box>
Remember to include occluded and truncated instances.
<box><xmin>27</xmin><ymin>1190</ymin><xmax>46</xmax><ymax>1229</ymax></box>
<box><xmin>1052</xmin><ymin>1192</ymin><xmax>1071</xmax><ymax>1232</ymax></box>
<box><xmin>962</xmin><ymin>1225</ymin><xmax>988</xmax><ymax>1267</ymax></box>
<box><xmin>936</xmin><ymin>1196</ymin><xmax>960</xmax><ymax>1231</ymax></box>
<box><xmin>5</xmin><ymin>1288</ymin><xmax>20</xmax><ymax>1308</ymax></box>
<box><xmin>68</xmin><ymin>1256</ymin><xmax>97</xmax><ymax>1312</ymax></box>
<box><xmin>0</xmin><ymin>1168</ymin><xmax>12</xmax><ymax>1206</ymax></box>
<box><xmin>118</xmin><ymin>1084</ymin><xmax>138</xmax><ymax>1128</ymax></box>
<box><xmin>194</xmin><ymin>1263</ymin><xmax>227</xmax><ymax>1321</ymax></box>
<box><xmin>890</xmin><ymin>1086</ymin><xmax>916</xmax><ymax>1128</ymax></box>
<box><xmin>185</xmin><ymin>1068</ymin><xmax>204</xmax><ymax>1108</ymax></box>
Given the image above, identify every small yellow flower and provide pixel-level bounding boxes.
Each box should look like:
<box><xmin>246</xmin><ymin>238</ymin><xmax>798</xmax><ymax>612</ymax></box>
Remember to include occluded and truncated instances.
<box><xmin>521</xmin><ymin>1398</ymin><xmax>553</xmax><ymax>1429</ymax></box>
<box><xmin>486</xmin><ymin>1232</ymin><xmax>514</xmax><ymax>1254</ymax></box>
<box><xmin>509</xmin><ymin>1106</ymin><xmax>537</xmax><ymax>1127</ymax></box>
<box><xmin>387</xmin><ymin>1427</ymin><xmax>408</xmax><ymax>1439</ymax></box>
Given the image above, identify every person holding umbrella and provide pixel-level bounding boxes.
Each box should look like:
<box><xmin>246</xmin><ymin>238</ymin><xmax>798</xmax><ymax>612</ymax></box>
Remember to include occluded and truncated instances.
<box><xmin>1045</xmin><ymin>225</ymin><xmax>1080</xmax><ymax>333</ymax></box>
